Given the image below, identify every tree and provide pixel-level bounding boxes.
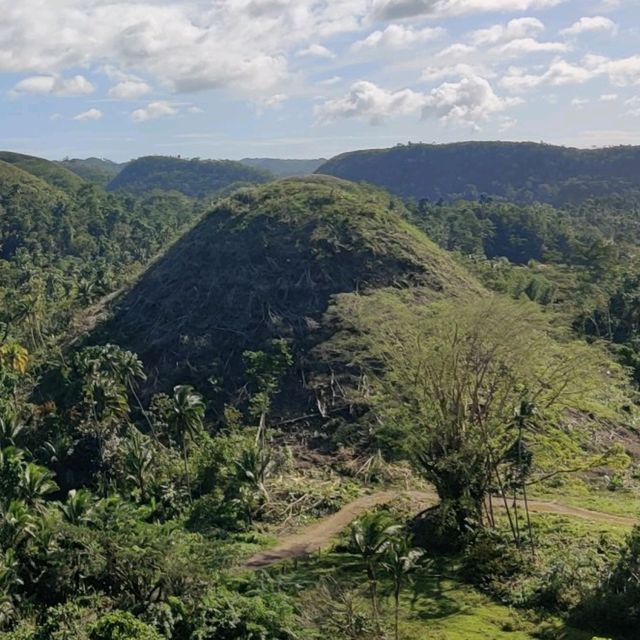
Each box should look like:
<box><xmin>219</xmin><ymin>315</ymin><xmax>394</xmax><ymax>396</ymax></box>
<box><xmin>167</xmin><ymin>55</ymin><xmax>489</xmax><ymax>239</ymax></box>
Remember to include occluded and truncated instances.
<box><xmin>383</xmin><ymin>536</ymin><xmax>425</xmax><ymax>640</ymax></box>
<box><xmin>168</xmin><ymin>385</ymin><xmax>205</xmax><ymax>498</ymax></box>
<box><xmin>350</xmin><ymin>511</ymin><xmax>401</xmax><ymax>621</ymax></box>
<box><xmin>362</xmin><ymin>295</ymin><xmax>630</xmax><ymax>540</ymax></box>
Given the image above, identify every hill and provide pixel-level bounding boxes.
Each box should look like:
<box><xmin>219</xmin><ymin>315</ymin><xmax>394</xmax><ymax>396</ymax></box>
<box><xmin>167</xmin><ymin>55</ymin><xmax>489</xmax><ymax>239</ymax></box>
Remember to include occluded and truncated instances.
<box><xmin>317</xmin><ymin>141</ymin><xmax>640</xmax><ymax>205</ymax></box>
<box><xmin>59</xmin><ymin>157</ymin><xmax>125</xmax><ymax>188</ymax></box>
<box><xmin>97</xmin><ymin>176</ymin><xmax>478</xmax><ymax>408</ymax></box>
<box><xmin>107</xmin><ymin>155</ymin><xmax>272</xmax><ymax>197</ymax></box>
<box><xmin>240</xmin><ymin>157</ymin><xmax>326</xmax><ymax>177</ymax></box>
<box><xmin>0</xmin><ymin>150</ymin><xmax>87</xmax><ymax>193</ymax></box>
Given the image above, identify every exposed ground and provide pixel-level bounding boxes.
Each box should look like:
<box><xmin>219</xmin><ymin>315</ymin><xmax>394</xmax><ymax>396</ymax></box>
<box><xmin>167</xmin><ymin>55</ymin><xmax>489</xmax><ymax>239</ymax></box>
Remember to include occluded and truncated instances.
<box><xmin>244</xmin><ymin>489</ymin><xmax>637</xmax><ymax>569</ymax></box>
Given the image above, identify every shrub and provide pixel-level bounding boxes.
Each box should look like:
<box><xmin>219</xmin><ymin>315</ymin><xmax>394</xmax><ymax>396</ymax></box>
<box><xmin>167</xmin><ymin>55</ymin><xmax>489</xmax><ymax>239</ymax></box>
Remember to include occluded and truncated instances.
<box><xmin>90</xmin><ymin>611</ymin><xmax>162</xmax><ymax>640</ymax></box>
<box><xmin>191</xmin><ymin>587</ymin><xmax>295</xmax><ymax>639</ymax></box>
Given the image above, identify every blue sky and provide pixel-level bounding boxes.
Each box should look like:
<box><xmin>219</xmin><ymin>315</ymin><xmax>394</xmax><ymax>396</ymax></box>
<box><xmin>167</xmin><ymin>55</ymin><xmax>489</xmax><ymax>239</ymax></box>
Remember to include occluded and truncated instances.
<box><xmin>0</xmin><ymin>0</ymin><xmax>638</xmax><ymax>162</ymax></box>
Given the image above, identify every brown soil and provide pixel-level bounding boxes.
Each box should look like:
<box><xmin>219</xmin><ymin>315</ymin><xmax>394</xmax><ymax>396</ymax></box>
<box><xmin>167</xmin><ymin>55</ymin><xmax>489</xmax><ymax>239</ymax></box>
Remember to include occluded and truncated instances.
<box><xmin>243</xmin><ymin>490</ymin><xmax>637</xmax><ymax>569</ymax></box>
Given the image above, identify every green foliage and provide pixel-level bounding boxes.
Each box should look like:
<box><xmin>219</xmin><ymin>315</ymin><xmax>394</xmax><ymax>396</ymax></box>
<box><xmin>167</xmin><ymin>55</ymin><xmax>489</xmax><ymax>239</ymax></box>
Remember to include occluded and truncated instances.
<box><xmin>107</xmin><ymin>156</ymin><xmax>271</xmax><ymax>197</ymax></box>
<box><xmin>191</xmin><ymin>586</ymin><xmax>295</xmax><ymax>640</ymax></box>
<box><xmin>240</xmin><ymin>157</ymin><xmax>326</xmax><ymax>178</ymax></box>
<box><xmin>90</xmin><ymin>611</ymin><xmax>161</xmax><ymax>640</ymax></box>
<box><xmin>59</xmin><ymin>158</ymin><xmax>125</xmax><ymax>188</ymax></box>
<box><xmin>317</xmin><ymin>141</ymin><xmax>640</xmax><ymax>205</ymax></box>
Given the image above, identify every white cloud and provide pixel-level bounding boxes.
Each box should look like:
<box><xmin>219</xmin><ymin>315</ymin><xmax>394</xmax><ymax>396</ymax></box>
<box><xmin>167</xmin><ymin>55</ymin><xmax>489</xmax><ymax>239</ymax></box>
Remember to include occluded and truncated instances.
<box><xmin>571</xmin><ymin>97</ymin><xmax>589</xmax><ymax>107</ymax></box>
<box><xmin>316</xmin><ymin>81</ymin><xmax>427</xmax><ymax>124</ymax></box>
<box><xmin>296</xmin><ymin>44</ymin><xmax>335</xmax><ymax>59</ymax></box>
<box><xmin>319</xmin><ymin>76</ymin><xmax>342</xmax><ymax>86</ymax></box>
<box><xmin>187</xmin><ymin>106</ymin><xmax>204</xmax><ymax>114</ymax></box>
<box><xmin>352</xmin><ymin>24</ymin><xmax>445</xmax><ymax>51</ymax></box>
<box><xmin>131</xmin><ymin>101</ymin><xmax>178</xmax><ymax>123</ymax></box>
<box><xmin>73</xmin><ymin>108</ymin><xmax>103</xmax><ymax>121</ymax></box>
<box><xmin>436</xmin><ymin>43</ymin><xmax>476</xmax><ymax>58</ymax></box>
<box><xmin>372</xmin><ymin>0</ymin><xmax>567</xmax><ymax>21</ymax></box>
<box><xmin>625</xmin><ymin>97</ymin><xmax>640</xmax><ymax>117</ymax></box>
<box><xmin>470</xmin><ymin>17</ymin><xmax>545</xmax><ymax>45</ymax></box>
<box><xmin>9</xmin><ymin>74</ymin><xmax>94</xmax><ymax>97</ymax></box>
<box><xmin>422</xmin><ymin>63</ymin><xmax>486</xmax><ymax>82</ymax></box>
<box><xmin>108</xmin><ymin>79</ymin><xmax>152</xmax><ymax>100</ymax></box>
<box><xmin>599</xmin><ymin>93</ymin><xmax>618</xmax><ymax>101</ymax></box>
<box><xmin>600</xmin><ymin>56</ymin><xmax>640</xmax><ymax>87</ymax></box>
<box><xmin>501</xmin><ymin>59</ymin><xmax>595</xmax><ymax>91</ymax></box>
<box><xmin>491</xmin><ymin>37</ymin><xmax>568</xmax><ymax>56</ymax></box>
<box><xmin>422</xmin><ymin>72</ymin><xmax>522</xmax><ymax>129</ymax></box>
<box><xmin>317</xmin><ymin>71</ymin><xmax>520</xmax><ymax>129</ymax></box>
<box><xmin>560</xmin><ymin>16</ymin><xmax>617</xmax><ymax>37</ymax></box>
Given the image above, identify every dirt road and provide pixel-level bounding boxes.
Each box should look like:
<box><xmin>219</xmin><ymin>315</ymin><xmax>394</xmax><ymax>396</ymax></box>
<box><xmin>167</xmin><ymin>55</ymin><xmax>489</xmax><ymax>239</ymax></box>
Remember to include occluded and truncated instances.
<box><xmin>244</xmin><ymin>489</ymin><xmax>637</xmax><ymax>569</ymax></box>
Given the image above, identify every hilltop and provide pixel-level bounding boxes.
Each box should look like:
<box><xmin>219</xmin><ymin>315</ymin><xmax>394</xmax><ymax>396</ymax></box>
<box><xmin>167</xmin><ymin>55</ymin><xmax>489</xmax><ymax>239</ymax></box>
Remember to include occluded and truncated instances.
<box><xmin>107</xmin><ymin>155</ymin><xmax>272</xmax><ymax>197</ymax></box>
<box><xmin>317</xmin><ymin>141</ymin><xmax>640</xmax><ymax>204</ymax></box>
<box><xmin>0</xmin><ymin>150</ymin><xmax>87</xmax><ymax>193</ymax></box>
<box><xmin>59</xmin><ymin>157</ymin><xmax>125</xmax><ymax>188</ymax></box>
<box><xmin>97</xmin><ymin>176</ymin><xmax>478</xmax><ymax>409</ymax></box>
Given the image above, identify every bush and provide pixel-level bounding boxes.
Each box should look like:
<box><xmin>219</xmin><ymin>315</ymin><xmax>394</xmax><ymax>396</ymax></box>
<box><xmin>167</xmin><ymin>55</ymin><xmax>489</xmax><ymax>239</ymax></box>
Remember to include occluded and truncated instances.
<box><xmin>191</xmin><ymin>587</ymin><xmax>295</xmax><ymax>639</ymax></box>
<box><xmin>90</xmin><ymin>611</ymin><xmax>162</xmax><ymax>640</ymax></box>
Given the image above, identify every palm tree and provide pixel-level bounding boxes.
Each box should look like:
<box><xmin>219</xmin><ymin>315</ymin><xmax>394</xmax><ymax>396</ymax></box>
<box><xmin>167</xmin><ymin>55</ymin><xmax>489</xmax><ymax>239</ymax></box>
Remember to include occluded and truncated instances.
<box><xmin>350</xmin><ymin>511</ymin><xmax>401</xmax><ymax>621</ymax></box>
<box><xmin>124</xmin><ymin>429</ymin><xmax>154</xmax><ymax>501</ymax></box>
<box><xmin>18</xmin><ymin>463</ymin><xmax>58</xmax><ymax>511</ymax></box>
<box><xmin>168</xmin><ymin>385</ymin><xmax>205</xmax><ymax>498</ymax></box>
<box><xmin>383</xmin><ymin>536</ymin><xmax>425</xmax><ymax>640</ymax></box>
<box><xmin>58</xmin><ymin>489</ymin><xmax>94</xmax><ymax>526</ymax></box>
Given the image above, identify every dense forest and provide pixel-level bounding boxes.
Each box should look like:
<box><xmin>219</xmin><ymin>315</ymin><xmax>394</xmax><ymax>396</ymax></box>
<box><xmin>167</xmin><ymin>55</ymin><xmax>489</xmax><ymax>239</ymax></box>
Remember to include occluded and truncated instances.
<box><xmin>239</xmin><ymin>158</ymin><xmax>326</xmax><ymax>178</ymax></box>
<box><xmin>1</xmin><ymin>146</ymin><xmax>640</xmax><ymax>640</ymax></box>
<box><xmin>107</xmin><ymin>156</ymin><xmax>272</xmax><ymax>198</ymax></box>
<box><xmin>317</xmin><ymin>142</ymin><xmax>640</xmax><ymax>205</ymax></box>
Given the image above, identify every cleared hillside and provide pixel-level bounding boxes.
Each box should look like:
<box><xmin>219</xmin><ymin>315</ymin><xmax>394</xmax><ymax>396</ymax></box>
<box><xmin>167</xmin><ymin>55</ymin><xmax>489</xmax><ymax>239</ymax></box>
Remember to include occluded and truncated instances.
<box><xmin>97</xmin><ymin>176</ymin><xmax>479</xmax><ymax>407</ymax></box>
<box><xmin>317</xmin><ymin>141</ymin><xmax>640</xmax><ymax>204</ymax></box>
<box><xmin>0</xmin><ymin>150</ymin><xmax>87</xmax><ymax>193</ymax></box>
<box><xmin>107</xmin><ymin>155</ymin><xmax>272</xmax><ymax>197</ymax></box>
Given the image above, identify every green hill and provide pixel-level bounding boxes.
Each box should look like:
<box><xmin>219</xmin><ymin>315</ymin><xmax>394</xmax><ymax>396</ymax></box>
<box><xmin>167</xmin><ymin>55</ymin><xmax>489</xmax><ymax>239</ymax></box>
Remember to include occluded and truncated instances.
<box><xmin>59</xmin><ymin>157</ymin><xmax>125</xmax><ymax>188</ymax></box>
<box><xmin>240</xmin><ymin>157</ymin><xmax>326</xmax><ymax>177</ymax></box>
<box><xmin>98</xmin><ymin>176</ymin><xmax>478</xmax><ymax>407</ymax></box>
<box><xmin>317</xmin><ymin>141</ymin><xmax>640</xmax><ymax>205</ymax></box>
<box><xmin>107</xmin><ymin>155</ymin><xmax>272</xmax><ymax>197</ymax></box>
<box><xmin>0</xmin><ymin>150</ymin><xmax>87</xmax><ymax>193</ymax></box>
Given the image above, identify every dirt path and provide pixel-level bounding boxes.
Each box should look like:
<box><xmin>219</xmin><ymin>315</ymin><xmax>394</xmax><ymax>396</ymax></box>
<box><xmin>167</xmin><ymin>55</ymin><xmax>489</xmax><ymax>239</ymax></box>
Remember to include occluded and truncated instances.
<box><xmin>244</xmin><ymin>490</ymin><xmax>637</xmax><ymax>569</ymax></box>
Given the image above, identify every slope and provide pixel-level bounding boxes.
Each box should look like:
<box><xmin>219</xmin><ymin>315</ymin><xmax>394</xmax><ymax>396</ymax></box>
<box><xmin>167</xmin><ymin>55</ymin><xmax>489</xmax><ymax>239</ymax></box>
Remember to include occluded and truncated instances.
<box><xmin>0</xmin><ymin>150</ymin><xmax>87</xmax><ymax>193</ymax></box>
<box><xmin>107</xmin><ymin>155</ymin><xmax>272</xmax><ymax>197</ymax></box>
<box><xmin>241</xmin><ymin>157</ymin><xmax>327</xmax><ymax>177</ymax></box>
<box><xmin>97</xmin><ymin>176</ymin><xmax>479</xmax><ymax>407</ymax></box>
<box><xmin>59</xmin><ymin>157</ymin><xmax>124</xmax><ymax>188</ymax></box>
<box><xmin>317</xmin><ymin>141</ymin><xmax>640</xmax><ymax>205</ymax></box>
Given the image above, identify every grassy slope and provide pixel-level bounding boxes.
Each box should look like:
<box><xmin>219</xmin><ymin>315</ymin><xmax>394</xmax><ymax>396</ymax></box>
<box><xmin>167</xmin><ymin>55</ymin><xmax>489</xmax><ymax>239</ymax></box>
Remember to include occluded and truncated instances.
<box><xmin>0</xmin><ymin>150</ymin><xmax>87</xmax><ymax>193</ymax></box>
<box><xmin>98</xmin><ymin>176</ymin><xmax>478</xmax><ymax>403</ymax></box>
<box><xmin>59</xmin><ymin>157</ymin><xmax>124</xmax><ymax>188</ymax></box>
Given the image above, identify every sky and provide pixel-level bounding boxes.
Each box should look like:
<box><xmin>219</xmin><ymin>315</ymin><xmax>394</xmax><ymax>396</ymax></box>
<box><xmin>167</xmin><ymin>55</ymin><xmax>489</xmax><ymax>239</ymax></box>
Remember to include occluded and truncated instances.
<box><xmin>0</xmin><ymin>0</ymin><xmax>638</xmax><ymax>162</ymax></box>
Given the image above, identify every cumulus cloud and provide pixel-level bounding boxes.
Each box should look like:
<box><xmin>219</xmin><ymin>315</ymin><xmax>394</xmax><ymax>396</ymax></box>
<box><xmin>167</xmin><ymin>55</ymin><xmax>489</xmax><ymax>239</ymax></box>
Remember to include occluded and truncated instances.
<box><xmin>599</xmin><ymin>93</ymin><xmax>618</xmax><ymax>101</ymax></box>
<box><xmin>9</xmin><ymin>74</ymin><xmax>94</xmax><ymax>97</ymax></box>
<box><xmin>491</xmin><ymin>37</ymin><xmax>568</xmax><ymax>56</ymax></box>
<box><xmin>501</xmin><ymin>59</ymin><xmax>596</xmax><ymax>91</ymax></box>
<box><xmin>316</xmin><ymin>81</ymin><xmax>427</xmax><ymax>124</ymax></box>
<box><xmin>108</xmin><ymin>79</ymin><xmax>152</xmax><ymax>100</ymax></box>
<box><xmin>560</xmin><ymin>16</ymin><xmax>617</xmax><ymax>37</ymax></box>
<box><xmin>422</xmin><ymin>72</ymin><xmax>522</xmax><ymax>129</ymax></box>
<box><xmin>470</xmin><ymin>17</ymin><xmax>545</xmax><ymax>45</ymax></box>
<box><xmin>296</xmin><ymin>44</ymin><xmax>335</xmax><ymax>59</ymax></box>
<box><xmin>372</xmin><ymin>0</ymin><xmax>567</xmax><ymax>21</ymax></box>
<box><xmin>351</xmin><ymin>24</ymin><xmax>445</xmax><ymax>51</ymax></box>
<box><xmin>73</xmin><ymin>108</ymin><xmax>103</xmax><ymax>121</ymax></box>
<box><xmin>317</xmin><ymin>71</ymin><xmax>520</xmax><ymax>129</ymax></box>
<box><xmin>131</xmin><ymin>101</ymin><xmax>178</xmax><ymax>123</ymax></box>
<box><xmin>436</xmin><ymin>43</ymin><xmax>476</xmax><ymax>58</ymax></box>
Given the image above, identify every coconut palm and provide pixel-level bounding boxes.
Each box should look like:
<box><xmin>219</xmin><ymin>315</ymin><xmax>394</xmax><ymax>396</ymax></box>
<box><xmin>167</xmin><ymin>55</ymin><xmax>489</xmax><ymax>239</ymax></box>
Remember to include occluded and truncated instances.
<box><xmin>350</xmin><ymin>511</ymin><xmax>401</xmax><ymax>621</ymax></box>
<box><xmin>383</xmin><ymin>536</ymin><xmax>426</xmax><ymax>640</ymax></box>
<box><xmin>168</xmin><ymin>385</ymin><xmax>205</xmax><ymax>498</ymax></box>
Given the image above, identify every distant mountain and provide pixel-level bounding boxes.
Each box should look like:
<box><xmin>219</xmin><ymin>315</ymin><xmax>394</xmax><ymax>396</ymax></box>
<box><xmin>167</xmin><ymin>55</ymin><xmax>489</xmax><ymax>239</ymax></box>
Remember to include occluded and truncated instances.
<box><xmin>240</xmin><ymin>157</ymin><xmax>326</xmax><ymax>178</ymax></box>
<box><xmin>107</xmin><ymin>155</ymin><xmax>272</xmax><ymax>197</ymax></box>
<box><xmin>59</xmin><ymin>157</ymin><xmax>125</xmax><ymax>188</ymax></box>
<box><xmin>316</xmin><ymin>141</ymin><xmax>640</xmax><ymax>205</ymax></box>
<box><xmin>0</xmin><ymin>151</ymin><xmax>86</xmax><ymax>194</ymax></box>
